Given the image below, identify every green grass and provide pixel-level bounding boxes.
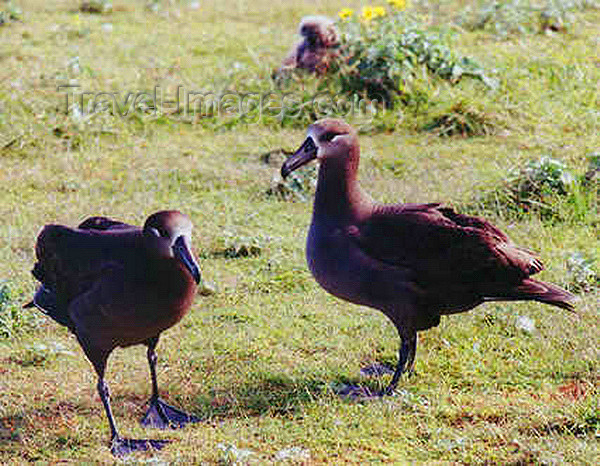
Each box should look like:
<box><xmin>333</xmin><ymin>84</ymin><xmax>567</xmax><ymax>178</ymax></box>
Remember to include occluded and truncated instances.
<box><xmin>1</xmin><ymin>0</ymin><xmax>599</xmax><ymax>463</ymax></box>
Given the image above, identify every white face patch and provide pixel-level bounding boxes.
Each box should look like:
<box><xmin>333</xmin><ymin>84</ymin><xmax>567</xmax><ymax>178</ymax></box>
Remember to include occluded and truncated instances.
<box><xmin>307</xmin><ymin>128</ymin><xmax>341</xmax><ymax>158</ymax></box>
<box><xmin>307</xmin><ymin>127</ymin><xmax>319</xmax><ymax>145</ymax></box>
<box><xmin>305</xmin><ymin>128</ymin><xmax>322</xmax><ymax>159</ymax></box>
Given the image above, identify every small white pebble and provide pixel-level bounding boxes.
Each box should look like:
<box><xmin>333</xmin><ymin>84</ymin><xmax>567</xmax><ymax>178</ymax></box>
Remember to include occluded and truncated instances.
<box><xmin>217</xmin><ymin>443</ymin><xmax>255</xmax><ymax>461</ymax></box>
<box><xmin>274</xmin><ymin>446</ymin><xmax>310</xmax><ymax>461</ymax></box>
<box><xmin>516</xmin><ymin>315</ymin><xmax>536</xmax><ymax>334</ymax></box>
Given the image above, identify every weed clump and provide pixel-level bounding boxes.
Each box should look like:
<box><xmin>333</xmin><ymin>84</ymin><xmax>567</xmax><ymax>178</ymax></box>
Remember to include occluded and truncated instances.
<box><xmin>11</xmin><ymin>342</ymin><xmax>74</xmax><ymax>367</ymax></box>
<box><xmin>509</xmin><ymin>156</ymin><xmax>575</xmax><ymax>204</ymax></box>
<box><xmin>213</xmin><ymin>231</ymin><xmax>264</xmax><ymax>259</ymax></box>
<box><xmin>565</xmin><ymin>252</ymin><xmax>599</xmax><ymax>293</ymax></box>
<box><xmin>474</xmin><ymin>156</ymin><xmax>571</xmax><ymax>218</ymax></box>
<box><xmin>423</xmin><ymin>101</ymin><xmax>500</xmax><ymax>137</ymax></box>
<box><xmin>79</xmin><ymin>1</ymin><xmax>112</xmax><ymax>14</ymax></box>
<box><xmin>0</xmin><ymin>283</ymin><xmax>41</xmax><ymax>339</ymax></box>
<box><xmin>475</xmin><ymin>155</ymin><xmax>600</xmax><ymax>222</ymax></box>
<box><xmin>267</xmin><ymin>168</ymin><xmax>317</xmax><ymax>201</ymax></box>
<box><xmin>0</xmin><ymin>2</ymin><xmax>22</xmax><ymax>26</ymax></box>
<box><xmin>264</xmin><ymin>149</ymin><xmax>318</xmax><ymax>201</ymax></box>
<box><xmin>490</xmin><ymin>156</ymin><xmax>575</xmax><ymax>218</ymax></box>
<box><xmin>329</xmin><ymin>5</ymin><xmax>495</xmax><ymax>107</ymax></box>
<box><xmin>583</xmin><ymin>152</ymin><xmax>600</xmax><ymax>188</ymax></box>
<box><xmin>458</xmin><ymin>0</ymin><xmax>600</xmax><ymax>38</ymax></box>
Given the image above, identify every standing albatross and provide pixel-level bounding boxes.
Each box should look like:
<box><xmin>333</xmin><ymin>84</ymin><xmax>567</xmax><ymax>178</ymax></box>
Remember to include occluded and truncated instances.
<box><xmin>26</xmin><ymin>211</ymin><xmax>201</xmax><ymax>456</ymax></box>
<box><xmin>281</xmin><ymin>119</ymin><xmax>576</xmax><ymax>396</ymax></box>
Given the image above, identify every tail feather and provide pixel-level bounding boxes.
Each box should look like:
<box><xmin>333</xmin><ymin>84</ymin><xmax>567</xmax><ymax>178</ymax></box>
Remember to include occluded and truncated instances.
<box><xmin>488</xmin><ymin>278</ymin><xmax>577</xmax><ymax>312</ymax></box>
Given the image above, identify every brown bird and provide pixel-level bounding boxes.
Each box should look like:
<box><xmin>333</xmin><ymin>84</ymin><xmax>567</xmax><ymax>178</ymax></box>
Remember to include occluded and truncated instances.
<box><xmin>26</xmin><ymin>211</ymin><xmax>202</xmax><ymax>456</ymax></box>
<box><xmin>281</xmin><ymin>119</ymin><xmax>576</xmax><ymax>396</ymax></box>
<box><xmin>278</xmin><ymin>16</ymin><xmax>339</xmax><ymax>75</ymax></box>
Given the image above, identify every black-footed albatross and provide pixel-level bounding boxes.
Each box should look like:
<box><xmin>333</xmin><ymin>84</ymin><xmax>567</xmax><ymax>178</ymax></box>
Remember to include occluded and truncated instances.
<box><xmin>281</xmin><ymin>119</ymin><xmax>576</xmax><ymax>396</ymax></box>
<box><xmin>25</xmin><ymin>211</ymin><xmax>202</xmax><ymax>455</ymax></box>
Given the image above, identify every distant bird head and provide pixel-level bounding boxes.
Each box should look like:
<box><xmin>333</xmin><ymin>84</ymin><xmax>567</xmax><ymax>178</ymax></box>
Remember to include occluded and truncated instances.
<box><xmin>281</xmin><ymin>119</ymin><xmax>358</xmax><ymax>178</ymax></box>
<box><xmin>299</xmin><ymin>16</ymin><xmax>338</xmax><ymax>48</ymax></box>
<box><xmin>143</xmin><ymin>211</ymin><xmax>201</xmax><ymax>284</ymax></box>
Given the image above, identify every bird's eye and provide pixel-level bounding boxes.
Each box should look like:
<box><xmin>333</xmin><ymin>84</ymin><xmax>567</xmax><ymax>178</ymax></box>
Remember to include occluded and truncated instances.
<box><xmin>320</xmin><ymin>132</ymin><xmax>337</xmax><ymax>142</ymax></box>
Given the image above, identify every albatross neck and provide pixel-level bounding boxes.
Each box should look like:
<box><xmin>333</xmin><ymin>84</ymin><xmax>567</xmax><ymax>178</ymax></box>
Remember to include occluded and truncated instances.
<box><xmin>313</xmin><ymin>147</ymin><xmax>372</xmax><ymax>222</ymax></box>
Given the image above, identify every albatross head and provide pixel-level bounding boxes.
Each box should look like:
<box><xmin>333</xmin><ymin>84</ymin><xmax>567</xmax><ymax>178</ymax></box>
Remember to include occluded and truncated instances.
<box><xmin>281</xmin><ymin>119</ymin><xmax>358</xmax><ymax>178</ymax></box>
<box><xmin>143</xmin><ymin>211</ymin><xmax>201</xmax><ymax>284</ymax></box>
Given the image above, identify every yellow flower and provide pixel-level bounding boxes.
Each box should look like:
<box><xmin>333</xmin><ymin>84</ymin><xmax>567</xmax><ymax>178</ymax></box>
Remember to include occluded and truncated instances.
<box><xmin>373</xmin><ymin>6</ymin><xmax>386</xmax><ymax>18</ymax></box>
<box><xmin>338</xmin><ymin>8</ymin><xmax>354</xmax><ymax>20</ymax></box>
<box><xmin>388</xmin><ymin>0</ymin><xmax>407</xmax><ymax>10</ymax></box>
<box><xmin>361</xmin><ymin>6</ymin><xmax>375</xmax><ymax>22</ymax></box>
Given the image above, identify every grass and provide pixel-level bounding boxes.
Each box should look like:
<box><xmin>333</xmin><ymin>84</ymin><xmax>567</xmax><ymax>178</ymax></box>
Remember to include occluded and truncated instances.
<box><xmin>1</xmin><ymin>0</ymin><xmax>599</xmax><ymax>463</ymax></box>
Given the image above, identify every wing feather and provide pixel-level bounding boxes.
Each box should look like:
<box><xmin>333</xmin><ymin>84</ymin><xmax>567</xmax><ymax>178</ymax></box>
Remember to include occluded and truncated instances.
<box><xmin>353</xmin><ymin>203</ymin><xmax>543</xmax><ymax>290</ymax></box>
<box><xmin>32</xmin><ymin>225</ymin><xmax>139</xmax><ymax>311</ymax></box>
<box><xmin>78</xmin><ymin>216</ymin><xmax>135</xmax><ymax>231</ymax></box>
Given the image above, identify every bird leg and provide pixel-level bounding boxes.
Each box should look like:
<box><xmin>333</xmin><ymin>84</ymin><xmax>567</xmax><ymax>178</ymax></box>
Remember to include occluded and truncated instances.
<box><xmin>140</xmin><ymin>337</ymin><xmax>200</xmax><ymax>429</ymax></box>
<box><xmin>97</xmin><ymin>379</ymin><xmax>170</xmax><ymax>457</ymax></box>
<box><xmin>83</xmin><ymin>343</ymin><xmax>170</xmax><ymax>457</ymax></box>
<box><xmin>334</xmin><ymin>332</ymin><xmax>417</xmax><ymax>400</ymax></box>
<box><xmin>381</xmin><ymin>332</ymin><xmax>417</xmax><ymax>396</ymax></box>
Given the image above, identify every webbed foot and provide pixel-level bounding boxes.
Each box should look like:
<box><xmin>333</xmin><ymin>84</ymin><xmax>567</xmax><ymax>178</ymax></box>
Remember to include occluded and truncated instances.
<box><xmin>110</xmin><ymin>436</ymin><xmax>170</xmax><ymax>457</ymax></box>
<box><xmin>140</xmin><ymin>396</ymin><xmax>200</xmax><ymax>429</ymax></box>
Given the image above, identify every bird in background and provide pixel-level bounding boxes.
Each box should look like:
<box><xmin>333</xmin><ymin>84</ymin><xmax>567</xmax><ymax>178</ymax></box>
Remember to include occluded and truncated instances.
<box><xmin>277</xmin><ymin>16</ymin><xmax>339</xmax><ymax>76</ymax></box>
<box><xmin>281</xmin><ymin>119</ymin><xmax>576</xmax><ymax>397</ymax></box>
<box><xmin>26</xmin><ymin>211</ymin><xmax>201</xmax><ymax>456</ymax></box>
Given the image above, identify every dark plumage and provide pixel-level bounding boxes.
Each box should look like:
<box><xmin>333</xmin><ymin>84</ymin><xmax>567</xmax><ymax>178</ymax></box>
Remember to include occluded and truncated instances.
<box><xmin>27</xmin><ymin>211</ymin><xmax>202</xmax><ymax>455</ymax></box>
<box><xmin>278</xmin><ymin>16</ymin><xmax>339</xmax><ymax>75</ymax></box>
<box><xmin>281</xmin><ymin>119</ymin><xmax>576</xmax><ymax>396</ymax></box>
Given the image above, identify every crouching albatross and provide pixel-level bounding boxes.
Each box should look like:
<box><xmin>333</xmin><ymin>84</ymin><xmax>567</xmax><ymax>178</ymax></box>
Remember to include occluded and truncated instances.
<box><xmin>281</xmin><ymin>119</ymin><xmax>576</xmax><ymax>396</ymax></box>
<box><xmin>26</xmin><ymin>211</ymin><xmax>202</xmax><ymax>456</ymax></box>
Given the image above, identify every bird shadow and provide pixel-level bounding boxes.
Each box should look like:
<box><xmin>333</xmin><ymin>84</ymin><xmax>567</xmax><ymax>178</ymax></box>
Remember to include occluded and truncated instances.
<box><xmin>189</xmin><ymin>367</ymin><xmax>400</xmax><ymax>420</ymax></box>
<box><xmin>191</xmin><ymin>375</ymin><xmax>327</xmax><ymax>420</ymax></box>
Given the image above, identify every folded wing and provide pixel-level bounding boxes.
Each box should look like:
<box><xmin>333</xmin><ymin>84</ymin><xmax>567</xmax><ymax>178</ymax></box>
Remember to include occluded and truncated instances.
<box><xmin>30</xmin><ymin>218</ymin><xmax>139</xmax><ymax>328</ymax></box>
<box><xmin>352</xmin><ymin>203</ymin><xmax>551</xmax><ymax>306</ymax></box>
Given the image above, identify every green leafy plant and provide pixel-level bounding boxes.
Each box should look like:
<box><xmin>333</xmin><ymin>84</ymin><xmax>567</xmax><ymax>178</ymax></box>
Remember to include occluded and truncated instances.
<box><xmin>505</xmin><ymin>156</ymin><xmax>575</xmax><ymax>213</ymax></box>
<box><xmin>12</xmin><ymin>342</ymin><xmax>74</xmax><ymax>367</ymax></box>
<box><xmin>212</xmin><ymin>231</ymin><xmax>266</xmax><ymax>258</ymax></box>
<box><xmin>474</xmin><ymin>156</ymin><xmax>579</xmax><ymax>219</ymax></box>
<box><xmin>565</xmin><ymin>252</ymin><xmax>598</xmax><ymax>292</ymax></box>
<box><xmin>263</xmin><ymin>148</ymin><xmax>318</xmax><ymax>201</ymax></box>
<box><xmin>267</xmin><ymin>167</ymin><xmax>318</xmax><ymax>202</ymax></box>
<box><xmin>0</xmin><ymin>283</ymin><xmax>41</xmax><ymax>339</ymax></box>
<box><xmin>145</xmin><ymin>0</ymin><xmax>163</xmax><ymax>13</ymax></box>
<box><xmin>328</xmin><ymin>6</ymin><xmax>495</xmax><ymax>107</ymax></box>
<box><xmin>458</xmin><ymin>0</ymin><xmax>600</xmax><ymax>38</ymax></box>
<box><xmin>79</xmin><ymin>0</ymin><xmax>112</xmax><ymax>14</ymax></box>
<box><xmin>423</xmin><ymin>100</ymin><xmax>500</xmax><ymax>137</ymax></box>
<box><xmin>583</xmin><ymin>151</ymin><xmax>600</xmax><ymax>187</ymax></box>
<box><xmin>474</xmin><ymin>153</ymin><xmax>600</xmax><ymax>222</ymax></box>
<box><xmin>0</xmin><ymin>1</ymin><xmax>22</xmax><ymax>25</ymax></box>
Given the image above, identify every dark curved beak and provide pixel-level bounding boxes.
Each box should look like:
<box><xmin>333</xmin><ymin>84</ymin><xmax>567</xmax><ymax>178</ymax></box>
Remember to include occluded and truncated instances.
<box><xmin>281</xmin><ymin>136</ymin><xmax>318</xmax><ymax>179</ymax></box>
<box><xmin>173</xmin><ymin>236</ymin><xmax>201</xmax><ymax>284</ymax></box>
